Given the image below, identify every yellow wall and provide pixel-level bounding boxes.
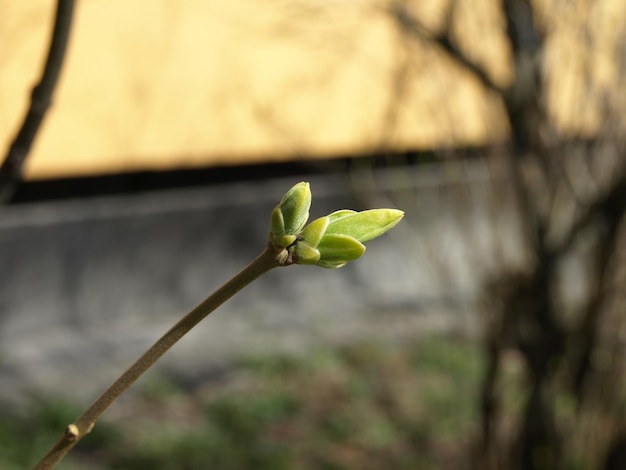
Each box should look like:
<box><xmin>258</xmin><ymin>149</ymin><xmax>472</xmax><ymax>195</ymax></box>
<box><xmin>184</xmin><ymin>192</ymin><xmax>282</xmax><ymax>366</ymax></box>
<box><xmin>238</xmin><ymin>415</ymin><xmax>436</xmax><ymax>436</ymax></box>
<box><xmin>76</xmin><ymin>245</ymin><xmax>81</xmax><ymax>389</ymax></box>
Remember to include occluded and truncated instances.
<box><xmin>1</xmin><ymin>0</ymin><xmax>622</xmax><ymax>180</ymax></box>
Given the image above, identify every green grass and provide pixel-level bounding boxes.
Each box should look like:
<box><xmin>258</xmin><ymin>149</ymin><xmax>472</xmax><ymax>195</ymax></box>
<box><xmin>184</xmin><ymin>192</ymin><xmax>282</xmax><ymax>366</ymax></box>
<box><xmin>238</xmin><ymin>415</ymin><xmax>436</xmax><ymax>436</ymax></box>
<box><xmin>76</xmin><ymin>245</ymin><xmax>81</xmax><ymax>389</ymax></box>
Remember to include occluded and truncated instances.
<box><xmin>0</xmin><ymin>396</ymin><xmax>118</xmax><ymax>470</ymax></box>
<box><xmin>0</xmin><ymin>335</ymin><xmax>483</xmax><ymax>470</ymax></box>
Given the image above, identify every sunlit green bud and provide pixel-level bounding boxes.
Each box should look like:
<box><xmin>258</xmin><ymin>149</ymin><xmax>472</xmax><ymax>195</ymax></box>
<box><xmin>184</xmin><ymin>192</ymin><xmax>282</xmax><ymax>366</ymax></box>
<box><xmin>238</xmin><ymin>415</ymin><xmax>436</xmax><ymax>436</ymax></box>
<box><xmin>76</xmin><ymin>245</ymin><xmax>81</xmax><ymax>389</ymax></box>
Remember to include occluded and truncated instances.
<box><xmin>316</xmin><ymin>234</ymin><xmax>366</xmax><ymax>262</ymax></box>
<box><xmin>299</xmin><ymin>216</ymin><xmax>329</xmax><ymax>247</ymax></box>
<box><xmin>292</xmin><ymin>240</ymin><xmax>321</xmax><ymax>265</ymax></box>
<box><xmin>324</xmin><ymin>209</ymin><xmax>404</xmax><ymax>243</ymax></box>
<box><xmin>278</xmin><ymin>182</ymin><xmax>311</xmax><ymax>234</ymax></box>
<box><xmin>269</xmin><ymin>182</ymin><xmax>311</xmax><ymax>248</ymax></box>
<box><xmin>270</xmin><ymin>206</ymin><xmax>285</xmax><ymax>236</ymax></box>
<box><xmin>269</xmin><ymin>207</ymin><xmax>296</xmax><ymax>247</ymax></box>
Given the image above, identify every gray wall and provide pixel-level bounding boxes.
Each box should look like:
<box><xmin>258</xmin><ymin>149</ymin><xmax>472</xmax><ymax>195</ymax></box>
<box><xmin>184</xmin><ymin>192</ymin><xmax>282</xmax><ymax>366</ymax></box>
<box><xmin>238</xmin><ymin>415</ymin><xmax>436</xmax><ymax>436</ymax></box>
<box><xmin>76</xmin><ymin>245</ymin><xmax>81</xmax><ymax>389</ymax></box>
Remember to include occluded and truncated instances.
<box><xmin>0</xmin><ymin>165</ymin><xmax>526</xmax><ymax>405</ymax></box>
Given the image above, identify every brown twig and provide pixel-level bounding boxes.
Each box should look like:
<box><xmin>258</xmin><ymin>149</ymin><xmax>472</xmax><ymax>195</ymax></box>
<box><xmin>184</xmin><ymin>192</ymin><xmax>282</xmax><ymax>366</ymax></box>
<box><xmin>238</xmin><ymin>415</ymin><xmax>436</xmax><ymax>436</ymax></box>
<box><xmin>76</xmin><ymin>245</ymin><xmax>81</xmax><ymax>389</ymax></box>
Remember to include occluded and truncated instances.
<box><xmin>34</xmin><ymin>243</ymin><xmax>286</xmax><ymax>469</ymax></box>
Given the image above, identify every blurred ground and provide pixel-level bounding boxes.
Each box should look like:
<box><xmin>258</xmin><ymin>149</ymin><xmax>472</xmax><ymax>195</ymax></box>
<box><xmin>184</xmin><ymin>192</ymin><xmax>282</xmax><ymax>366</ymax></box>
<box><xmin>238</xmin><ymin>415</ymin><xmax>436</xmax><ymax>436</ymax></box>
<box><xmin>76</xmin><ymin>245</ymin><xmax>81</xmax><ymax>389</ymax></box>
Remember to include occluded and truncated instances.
<box><xmin>0</xmin><ymin>335</ymin><xmax>484</xmax><ymax>470</ymax></box>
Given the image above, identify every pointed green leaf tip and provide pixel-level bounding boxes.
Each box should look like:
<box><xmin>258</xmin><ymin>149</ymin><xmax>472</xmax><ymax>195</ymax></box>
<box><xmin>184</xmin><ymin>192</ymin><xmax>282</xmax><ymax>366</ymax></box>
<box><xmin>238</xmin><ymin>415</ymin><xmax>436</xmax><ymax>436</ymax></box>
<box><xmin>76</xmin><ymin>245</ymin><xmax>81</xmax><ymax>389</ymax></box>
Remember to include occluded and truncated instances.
<box><xmin>324</xmin><ymin>209</ymin><xmax>404</xmax><ymax>243</ymax></box>
<box><xmin>270</xmin><ymin>182</ymin><xmax>311</xmax><ymax>248</ymax></box>
<box><xmin>292</xmin><ymin>208</ymin><xmax>403</xmax><ymax>268</ymax></box>
<box><xmin>270</xmin><ymin>181</ymin><xmax>404</xmax><ymax>267</ymax></box>
<box><xmin>308</xmin><ymin>209</ymin><xmax>403</xmax><ymax>268</ymax></box>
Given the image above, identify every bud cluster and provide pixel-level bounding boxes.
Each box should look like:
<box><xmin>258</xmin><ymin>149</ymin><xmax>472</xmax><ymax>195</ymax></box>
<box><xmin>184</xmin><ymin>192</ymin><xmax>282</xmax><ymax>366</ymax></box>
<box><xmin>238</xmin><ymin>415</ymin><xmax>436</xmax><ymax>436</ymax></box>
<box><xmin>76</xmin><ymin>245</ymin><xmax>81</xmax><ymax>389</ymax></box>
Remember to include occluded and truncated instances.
<box><xmin>269</xmin><ymin>182</ymin><xmax>404</xmax><ymax>268</ymax></box>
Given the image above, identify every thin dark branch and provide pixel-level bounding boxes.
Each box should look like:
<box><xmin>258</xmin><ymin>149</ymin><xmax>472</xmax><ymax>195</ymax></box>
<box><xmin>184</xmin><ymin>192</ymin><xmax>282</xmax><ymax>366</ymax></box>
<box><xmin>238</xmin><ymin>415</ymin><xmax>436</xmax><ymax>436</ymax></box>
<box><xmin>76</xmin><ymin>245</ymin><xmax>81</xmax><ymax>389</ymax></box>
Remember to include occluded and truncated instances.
<box><xmin>501</xmin><ymin>0</ymin><xmax>542</xmax><ymax>56</ymax></box>
<box><xmin>571</xmin><ymin>205</ymin><xmax>625</xmax><ymax>401</ymax></box>
<box><xmin>436</xmin><ymin>34</ymin><xmax>504</xmax><ymax>94</ymax></box>
<box><xmin>554</xmin><ymin>165</ymin><xmax>626</xmax><ymax>258</ymax></box>
<box><xmin>386</xmin><ymin>2</ymin><xmax>505</xmax><ymax>95</ymax></box>
<box><xmin>0</xmin><ymin>0</ymin><xmax>75</xmax><ymax>203</ymax></box>
<box><xmin>500</xmin><ymin>0</ymin><xmax>546</xmax><ymax>154</ymax></box>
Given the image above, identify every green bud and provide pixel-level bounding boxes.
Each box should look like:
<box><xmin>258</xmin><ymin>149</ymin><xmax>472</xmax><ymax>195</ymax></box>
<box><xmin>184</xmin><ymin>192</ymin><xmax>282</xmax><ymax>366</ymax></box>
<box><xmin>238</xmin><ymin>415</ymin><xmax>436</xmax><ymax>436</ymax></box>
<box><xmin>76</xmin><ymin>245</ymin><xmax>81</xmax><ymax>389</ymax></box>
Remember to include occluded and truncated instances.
<box><xmin>290</xmin><ymin>219</ymin><xmax>366</xmax><ymax>267</ymax></box>
<box><xmin>316</xmin><ymin>234</ymin><xmax>365</xmax><ymax>262</ymax></box>
<box><xmin>292</xmin><ymin>240</ymin><xmax>321</xmax><ymax>265</ymax></box>
<box><xmin>279</xmin><ymin>182</ymin><xmax>311</xmax><ymax>234</ymax></box>
<box><xmin>269</xmin><ymin>182</ymin><xmax>403</xmax><ymax>269</ymax></box>
<box><xmin>324</xmin><ymin>209</ymin><xmax>404</xmax><ymax>243</ymax></box>
<box><xmin>269</xmin><ymin>182</ymin><xmax>311</xmax><ymax>248</ymax></box>
<box><xmin>299</xmin><ymin>216</ymin><xmax>329</xmax><ymax>247</ymax></box>
<box><xmin>269</xmin><ymin>207</ymin><xmax>296</xmax><ymax>248</ymax></box>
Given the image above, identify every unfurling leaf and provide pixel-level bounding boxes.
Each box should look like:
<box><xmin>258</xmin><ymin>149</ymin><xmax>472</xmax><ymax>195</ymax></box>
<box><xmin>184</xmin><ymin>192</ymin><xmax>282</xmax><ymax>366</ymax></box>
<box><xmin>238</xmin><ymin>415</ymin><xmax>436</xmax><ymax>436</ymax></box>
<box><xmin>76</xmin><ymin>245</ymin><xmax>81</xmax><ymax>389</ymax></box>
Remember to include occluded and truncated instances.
<box><xmin>316</xmin><ymin>234</ymin><xmax>366</xmax><ymax>262</ymax></box>
<box><xmin>292</xmin><ymin>240</ymin><xmax>321</xmax><ymax>265</ymax></box>
<box><xmin>270</xmin><ymin>181</ymin><xmax>403</xmax><ymax>268</ymax></box>
<box><xmin>270</xmin><ymin>207</ymin><xmax>296</xmax><ymax>248</ymax></box>
<box><xmin>269</xmin><ymin>182</ymin><xmax>311</xmax><ymax>248</ymax></box>
<box><xmin>324</xmin><ymin>209</ymin><xmax>404</xmax><ymax>243</ymax></box>
<box><xmin>299</xmin><ymin>216</ymin><xmax>329</xmax><ymax>247</ymax></box>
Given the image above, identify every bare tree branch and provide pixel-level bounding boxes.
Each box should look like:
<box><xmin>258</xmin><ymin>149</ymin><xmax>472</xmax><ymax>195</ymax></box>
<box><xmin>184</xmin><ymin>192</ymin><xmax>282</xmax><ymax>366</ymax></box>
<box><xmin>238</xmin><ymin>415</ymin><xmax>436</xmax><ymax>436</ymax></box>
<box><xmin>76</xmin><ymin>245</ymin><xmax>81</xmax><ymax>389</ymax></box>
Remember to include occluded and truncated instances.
<box><xmin>386</xmin><ymin>1</ymin><xmax>505</xmax><ymax>96</ymax></box>
<box><xmin>0</xmin><ymin>0</ymin><xmax>75</xmax><ymax>202</ymax></box>
<box><xmin>554</xmin><ymin>159</ymin><xmax>626</xmax><ymax>258</ymax></box>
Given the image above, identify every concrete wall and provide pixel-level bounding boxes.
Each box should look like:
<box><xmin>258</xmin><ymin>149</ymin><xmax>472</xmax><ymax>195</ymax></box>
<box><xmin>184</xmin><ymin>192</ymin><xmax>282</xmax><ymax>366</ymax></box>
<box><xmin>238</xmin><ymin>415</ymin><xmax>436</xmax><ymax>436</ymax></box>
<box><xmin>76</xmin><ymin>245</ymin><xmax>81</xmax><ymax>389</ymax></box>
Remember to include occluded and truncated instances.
<box><xmin>0</xmin><ymin>165</ymin><xmax>527</xmax><ymax>405</ymax></box>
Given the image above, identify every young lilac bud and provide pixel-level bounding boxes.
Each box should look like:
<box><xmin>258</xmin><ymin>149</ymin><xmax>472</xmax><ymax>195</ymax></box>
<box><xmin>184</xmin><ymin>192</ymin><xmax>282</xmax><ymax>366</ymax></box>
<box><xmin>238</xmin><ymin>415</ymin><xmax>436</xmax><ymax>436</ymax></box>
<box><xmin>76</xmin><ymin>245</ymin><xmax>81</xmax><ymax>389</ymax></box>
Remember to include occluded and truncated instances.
<box><xmin>269</xmin><ymin>182</ymin><xmax>311</xmax><ymax>248</ymax></box>
<box><xmin>324</xmin><ymin>209</ymin><xmax>404</xmax><ymax>243</ymax></box>
<box><xmin>270</xmin><ymin>182</ymin><xmax>403</xmax><ymax>268</ymax></box>
<box><xmin>316</xmin><ymin>234</ymin><xmax>366</xmax><ymax>263</ymax></box>
<box><xmin>292</xmin><ymin>240</ymin><xmax>321</xmax><ymax>265</ymax></box>
<box><xmin>299</xmin><ymin>216</ymin><xmax>329</xmax><ymax>247</ymax></box>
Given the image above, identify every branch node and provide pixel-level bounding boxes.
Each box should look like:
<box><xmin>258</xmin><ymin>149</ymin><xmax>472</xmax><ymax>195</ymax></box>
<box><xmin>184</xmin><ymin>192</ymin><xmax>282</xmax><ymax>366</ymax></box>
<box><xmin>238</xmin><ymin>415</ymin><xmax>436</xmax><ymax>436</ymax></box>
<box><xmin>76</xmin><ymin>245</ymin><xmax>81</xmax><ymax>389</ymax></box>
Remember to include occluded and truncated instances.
<box><xmin>64</xmin><ymin>424</ymin><xmax>79</xmax><ymax>441</ymax></box>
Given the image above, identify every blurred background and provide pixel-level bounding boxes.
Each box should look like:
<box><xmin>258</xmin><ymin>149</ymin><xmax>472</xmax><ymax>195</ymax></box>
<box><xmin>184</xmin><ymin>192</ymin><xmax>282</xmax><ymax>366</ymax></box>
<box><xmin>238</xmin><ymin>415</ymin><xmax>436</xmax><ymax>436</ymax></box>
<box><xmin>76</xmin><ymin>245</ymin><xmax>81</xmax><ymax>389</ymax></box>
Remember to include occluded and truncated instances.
<box><xmin>1</xmin><ymin>0</ymin><xmax>625</xmax><ymax>469</ymax></box>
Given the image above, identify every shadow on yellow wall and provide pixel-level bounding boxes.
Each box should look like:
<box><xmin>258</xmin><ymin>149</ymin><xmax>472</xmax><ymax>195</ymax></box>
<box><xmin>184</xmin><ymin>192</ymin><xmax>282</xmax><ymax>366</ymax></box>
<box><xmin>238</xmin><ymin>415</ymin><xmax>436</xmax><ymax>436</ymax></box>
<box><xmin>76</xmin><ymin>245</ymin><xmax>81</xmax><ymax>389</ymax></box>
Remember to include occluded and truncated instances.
<box><xmin>1</xmin><ymin>0</ymin><xmax>623</xmax><ymax>180</ymax></box>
